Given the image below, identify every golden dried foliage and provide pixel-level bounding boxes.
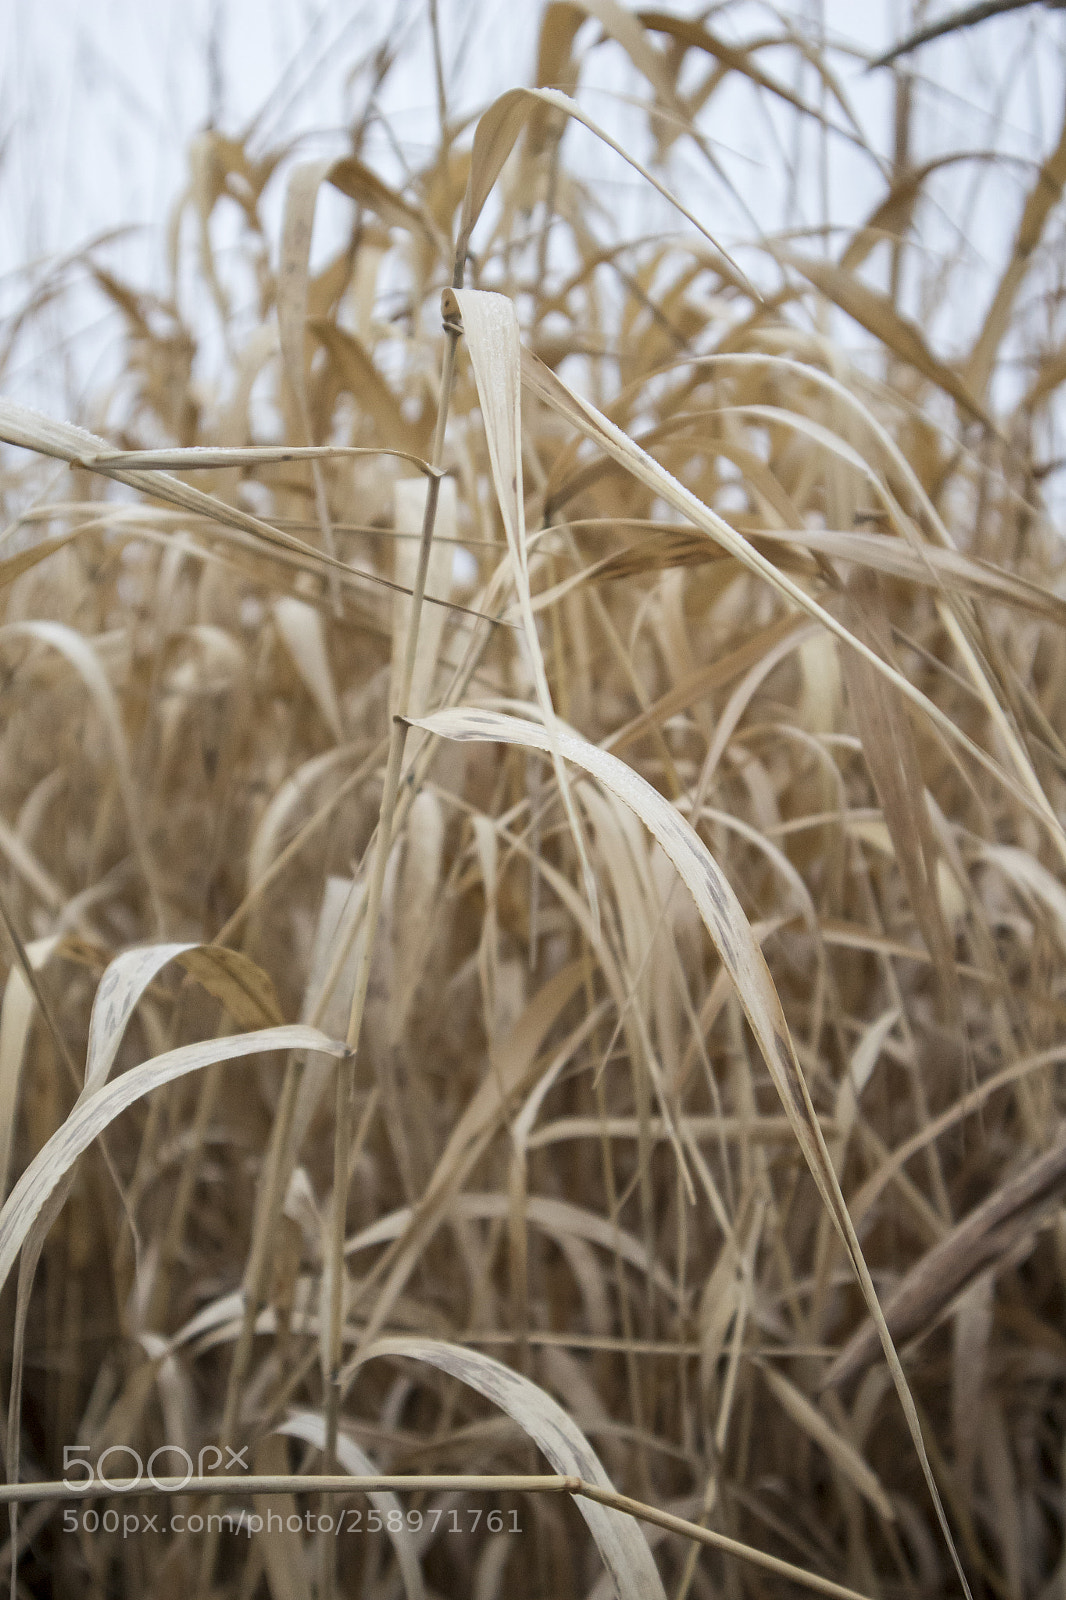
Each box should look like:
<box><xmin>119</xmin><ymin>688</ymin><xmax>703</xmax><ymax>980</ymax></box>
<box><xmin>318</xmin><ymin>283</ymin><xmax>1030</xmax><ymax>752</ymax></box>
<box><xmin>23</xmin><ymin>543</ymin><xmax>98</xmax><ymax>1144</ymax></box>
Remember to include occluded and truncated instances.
<box><xmin>1</xmin><ymin>7</ymin><xmax>1066</xmax><ymax>1598</ymax></box>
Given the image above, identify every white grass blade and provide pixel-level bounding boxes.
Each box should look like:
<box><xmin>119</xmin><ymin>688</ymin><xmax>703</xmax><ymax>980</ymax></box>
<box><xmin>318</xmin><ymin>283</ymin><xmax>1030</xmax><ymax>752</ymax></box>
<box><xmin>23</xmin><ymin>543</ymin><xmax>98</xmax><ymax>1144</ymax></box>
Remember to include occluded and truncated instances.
<box><xmin>354</xmin><ymin>1338</ymin><xmax>667</xmax><ymax>1600</ymax></box>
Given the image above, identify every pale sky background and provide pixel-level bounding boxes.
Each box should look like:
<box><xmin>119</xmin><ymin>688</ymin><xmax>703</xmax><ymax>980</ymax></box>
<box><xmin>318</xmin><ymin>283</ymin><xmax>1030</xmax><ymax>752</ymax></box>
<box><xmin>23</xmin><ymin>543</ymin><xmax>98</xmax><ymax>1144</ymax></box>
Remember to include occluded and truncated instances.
<box><xmin>3</xmin><ymin>0</ymin><xmax>1066</xmax><ymax>441</ymax></box>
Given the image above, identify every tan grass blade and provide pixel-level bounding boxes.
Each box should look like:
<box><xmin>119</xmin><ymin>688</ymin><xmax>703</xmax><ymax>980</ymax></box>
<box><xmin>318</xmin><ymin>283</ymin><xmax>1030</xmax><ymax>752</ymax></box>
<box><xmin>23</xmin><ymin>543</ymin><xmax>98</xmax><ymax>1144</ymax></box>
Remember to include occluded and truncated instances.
<box><xmin>0</xmin><ymin>536</ymin><xmax>76</xmax><ymax>593</ymax></box>
<box><xmin>0</xmin><ymin>1013</ymin><xmax>342</xmax><ymax>1572</ymax></box>
<box><xmin>519</xmin><ymin>345</ymin><xmax>1066</xmax><ymax>872</ymax></box>
<box><xmin>273</xmin><ymin>597</ymin><xmax>345</xmax><ymax>742</ymax></box>
<box><xmin>538</xmin><ymin>523</ymin><xmax>1066</xmax><ymax>625</ymax></box>
<box><xmin>84</xmin><ymin>942</ymin><xmax>284</xmax><ymax>1096</ymax></box>
<box><xmin>173</xmin><ymin>947</ymin><xmax>286</xmax><ymax>1031</ymax></box>
<box><xmin>454</xmin><ymin>88</ymin><xmax>747</xmax><ymax>288</ymax></box>
<box><xmin>75</xmin><ymin>445</ymin><xmax>435</xmax><ymax>473</ymax></box>
<box><xmin>0</xmin><ymin>812</ymin><xmax>64</xmax><ymax>912</ymax></box>
<box><xmin>835</xmin><ymin>1008</ymin><xmax>899</xmax><ymax>1153</ymax></box>
<box><xmin>0</xmin><ymin>619</ymin><xmax>162</xmax><ymax>930</ymax></box>
<box><xmin>248</xmin><ymin>1433</ymin><xmax>314</xmax><ymax>1600</ymax></box>
<box><xmin>0</xmin><ymin>938</ymin><xmax>61</xmax><ymax>1199</ymax></box>
<box><xmin>347</xmin><ymin>958</ymin><xmax>593</xmax><ymax>1346</ymax></box>
<box><xmin>281</xmin><ymin>161</ymin><xmax>373</xmax><ymax>392</ymax></box>
<box><xmin>965</xmin><ymin>101</ymin><xmax>1066</xmax><ymax>400</ymax></box>
<box><xmin>0</xmin><ymin>401</ymin><xmax>461</xmax><ymax>612</ymax></box>
<box><xmin>0</xmin><ymin>1024</ymin><xmax>347</xmax><ymax>1302</ymax></box>
<box><xmin>758</xmin><ymin>1364</ymin><xmax>895</xmax><ymax>1521</ymax></box>
<box><xmin>346</xmin><ymin>1189</ymin><xmax>676</xmax><ymax>1301</ymax></box>
<box><xmin>984</xmin><ymin>844</ymin><xmax>1066</xmax><ymax>953</ymax></box>
<box><xmin>635</xmin><ymin>10</ymin><xmax>865</xmax><ymax>143</ymax></box>
<box><xmin>774</xmin><ymin>250</ymin><xmax>987</xmax><ymax>423</ymax></box>
<box><xmin>392</xmin><ymin>478</ymin><xmax>455</xmax><ymax>719</ymax></box>
<box><xmin>391</xmin><ymin>789</ymin><xmax>445</xmax><ymax>1043</ymax></box>
<box><xmin>826</xmin><ymin>1135</ymin><xmax>1066</xmax><ymax>1391</ymax></box>
<box><xmin>448</xmin><ymin>287</ymin><xmax>600</xmax><ymax>936</ymax></box>
<box><xmin>310</xmin><ymin>320</ymin><xmax>430</xmax><ymax>455</ymax></box>
<box><xmin>550</xmin><ymin>0</ymin><xmax>681</xmax><ymax>108</ymax></box>
<box><xmin>278</xmin><ymin>153</ymin><xmax>436</xmax><ymax>432</ymax></box>
<box><xmin>870</xmin><ymin>0</ymin><xmax>1035</xmax><ymax>67</ymax></box>
<box><xmin>408</xmin><ymin>704</ymin><xmax>973</xmax><ymax>1597</ymax></box>
<box><xmin>838</xmin><ymin>578</ymin><xmax>960</xmax><ymax>1022</ymax></box>
<box><xmin>353</xmin><ymin>1337</ymin><xmax>667</xmax><ymax>1600</ymax></box>
<box><xmin>605</xmin><ymin>616</ymin><xmax>809</xmax><ymax>754</ymax></box>
<box><xmin>839</xmin><ymin>154</ymin><xmax>1007</xmax><ymax>275</ymax></box>
<box><xmin>246</xmin><ymin>746</ymin><xmax>366</xmax><ymax>892</ymax></box>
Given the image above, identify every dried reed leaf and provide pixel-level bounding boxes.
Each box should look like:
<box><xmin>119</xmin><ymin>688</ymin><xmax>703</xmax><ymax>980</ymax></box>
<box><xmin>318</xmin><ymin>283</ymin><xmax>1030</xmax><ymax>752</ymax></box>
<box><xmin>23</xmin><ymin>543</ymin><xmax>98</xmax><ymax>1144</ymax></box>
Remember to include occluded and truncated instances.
<box><xmin>274</xmin><ymin>596</ymin><xmax>345</xmax><ymax>741</ymax></box>
<box><xmin>410</xmin><ymin>704</ymin><xmax>972</xmax><ymax>1595</ymax></box>
<box><xmin>835</xmin><ymin>1007</ymin><xmax>899</xmax><ymax>1150</ymax></box>
<box><xmin>606</xmin><ymin>616</ymin><xmax>808</xmax><ymax>753</ymax></box>
<box><xmin>349</xmin><ymin>958</ymin><xmax>592</xmax><ymax>1346</ymax></box>
<box><xmin>393</xmin><ymin>477</ymin><xmax>455</xmax><ymax>719</ymax></box>
<box><xmin>174</xmin><ymin>947</ymin><xmax>286</xmax><ymax>1032</ymax></box>
<box><xmin>0</xmin><ymin>400</ymin><xmax>449</xmax><ymax>607</ymax></box>
<box><xmin>520</xmin><ymin>343</ymin><xmax>1066</xmax><ymax>869</ymax></box>
<box><xmin>637</xmin><ymin>9</ymin><xmax>864</xmax><ymax>139</ymax></box>
<box><xmin>279</xmin><ymin>160</ymin><xmax>345</xmax><ymax>436</ymax></box>
<box><xmin>838</xmin><ymin>576</ymin><xmax>959</xmax><ymax>1021</ymax></box>
<box><xmin>3</xmin><ymin>12</ymin><xmax>1065</xmax><ymax>1594</ymax></box>
<box><xmin>250</xmin><ymin>1433</ymin><xmax>311</xmax><ymax>1600</ymax></box>
<box><xmin>354</xmin><ymin>1337</ymin><xmax>667</xmax><ymax>1600</ymax></box>
<box><xmin>965</xmin><ymin>100</ymin><xmax>1066</xmax><ymax>399</ymax></box>
<box><xmin>985</xmin><ymin>844</ymin><xmax>1066</xmax><ymax>953</ymax></box>
<box><xmin>246</xmin><ymin>746</ymin><xmax>364</xmax><ymax>891</ymax></box>
<box><xmin>0</xmin><ymin>535</ymin><xmax>76</xmax><ymax>593</ymax></box>
<box><xmin>347</xmin><ymin>1189</ymin><xmax>675</xmax><ymax>1300</ymax></box>
<box><xmin>310</xmin><ymin>320</ymin><xmax>429</xmax><ymax>454</ymax></box>
<box><xmin>759</xmin><ymin>1364</ymin><xmax>895</xmax><ymax>1521</ymax></box>
<box><xmin>543</xmin><ymin>0</ymin><xmax>683</xmax><ymax>110</ymax></box>
<box><xmin>826</xmin><ymin>1136</ymin><xmax>1066</xmax><ymax>1390</ymax></box>
<box><xmin>455</xmin><ymin>88</ymin><xmax>745</xmax><ymax>285</ymax></box>
<box><xmin>0</xmin><ymin>938</ymin><xmax>60</xmax><ymax>1199</ymax></box>
<box><xmin>839</xmin><ymin>154</ymin><xmax>1007</xmax><ymax>275</ymax></box>
<box><xmin>0</xmin><ymin>618</ymin><xmax>161</xmax><ymax>927</ymax></box>
<box><xmin>0</xmin><ymin>813</ymin><xmax>63</xmax><ymax>912</ymax></box>
<box><xmin>952</xmin><ymin>1271</ymin><xmax>994</xmax><ymax>1497</ymax></box>
<box><xmin>870</xmin><ymin>0</ymin><xmax>1036</xmax><ymax>68</ymax></box>
<box><xmin>84</xmin><ymin>942</ymin><xmax>283</xmax><ymax>1095</ymax></box>
<box><xmin>80</xmin><ymin>444</ymin><xmax>435</xmax><ymax>473</ymax></box>
<box><xmin>0</xmin><ymin>1025</ymin><xmax>347</xmax><ymax>1300</ymax></box>
<box><xmin>447</xmin><ymin>287</ymin><xmax>600</xmax><ymax>934</ymax></box>
<box><xmin>775</xmin><ymin>250</ymin><xmax>987</xmax><ymax>423</ymax></box>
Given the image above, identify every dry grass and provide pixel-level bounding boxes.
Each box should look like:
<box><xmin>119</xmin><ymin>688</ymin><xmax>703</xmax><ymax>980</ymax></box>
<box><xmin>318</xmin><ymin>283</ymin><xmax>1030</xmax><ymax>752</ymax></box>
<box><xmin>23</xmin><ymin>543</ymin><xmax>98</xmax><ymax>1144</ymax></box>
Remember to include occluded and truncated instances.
<box><xmin>2</xmin><ymin>5</ymin><xmax>1066</xmax><ymax>1597</ymax></box>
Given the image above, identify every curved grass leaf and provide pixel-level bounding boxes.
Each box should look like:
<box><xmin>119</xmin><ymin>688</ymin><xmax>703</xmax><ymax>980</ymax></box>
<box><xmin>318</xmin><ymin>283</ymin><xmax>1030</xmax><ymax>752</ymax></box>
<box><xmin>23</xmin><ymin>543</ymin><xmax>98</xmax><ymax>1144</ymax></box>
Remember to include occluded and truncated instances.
<box><xmin>0</xmin><ymin>1025</ymin><xmax>347</xmax><ymax>1303</ymax></box>
<box><xmin>353</xmin><ymin>1337</ymin><xmax>667</xmax><ymax>1600</ymax></box>
<box><xmin>408</xmin><ymin>703</ymin><xmax>973</xmax><ymax>1598</ymax></box>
